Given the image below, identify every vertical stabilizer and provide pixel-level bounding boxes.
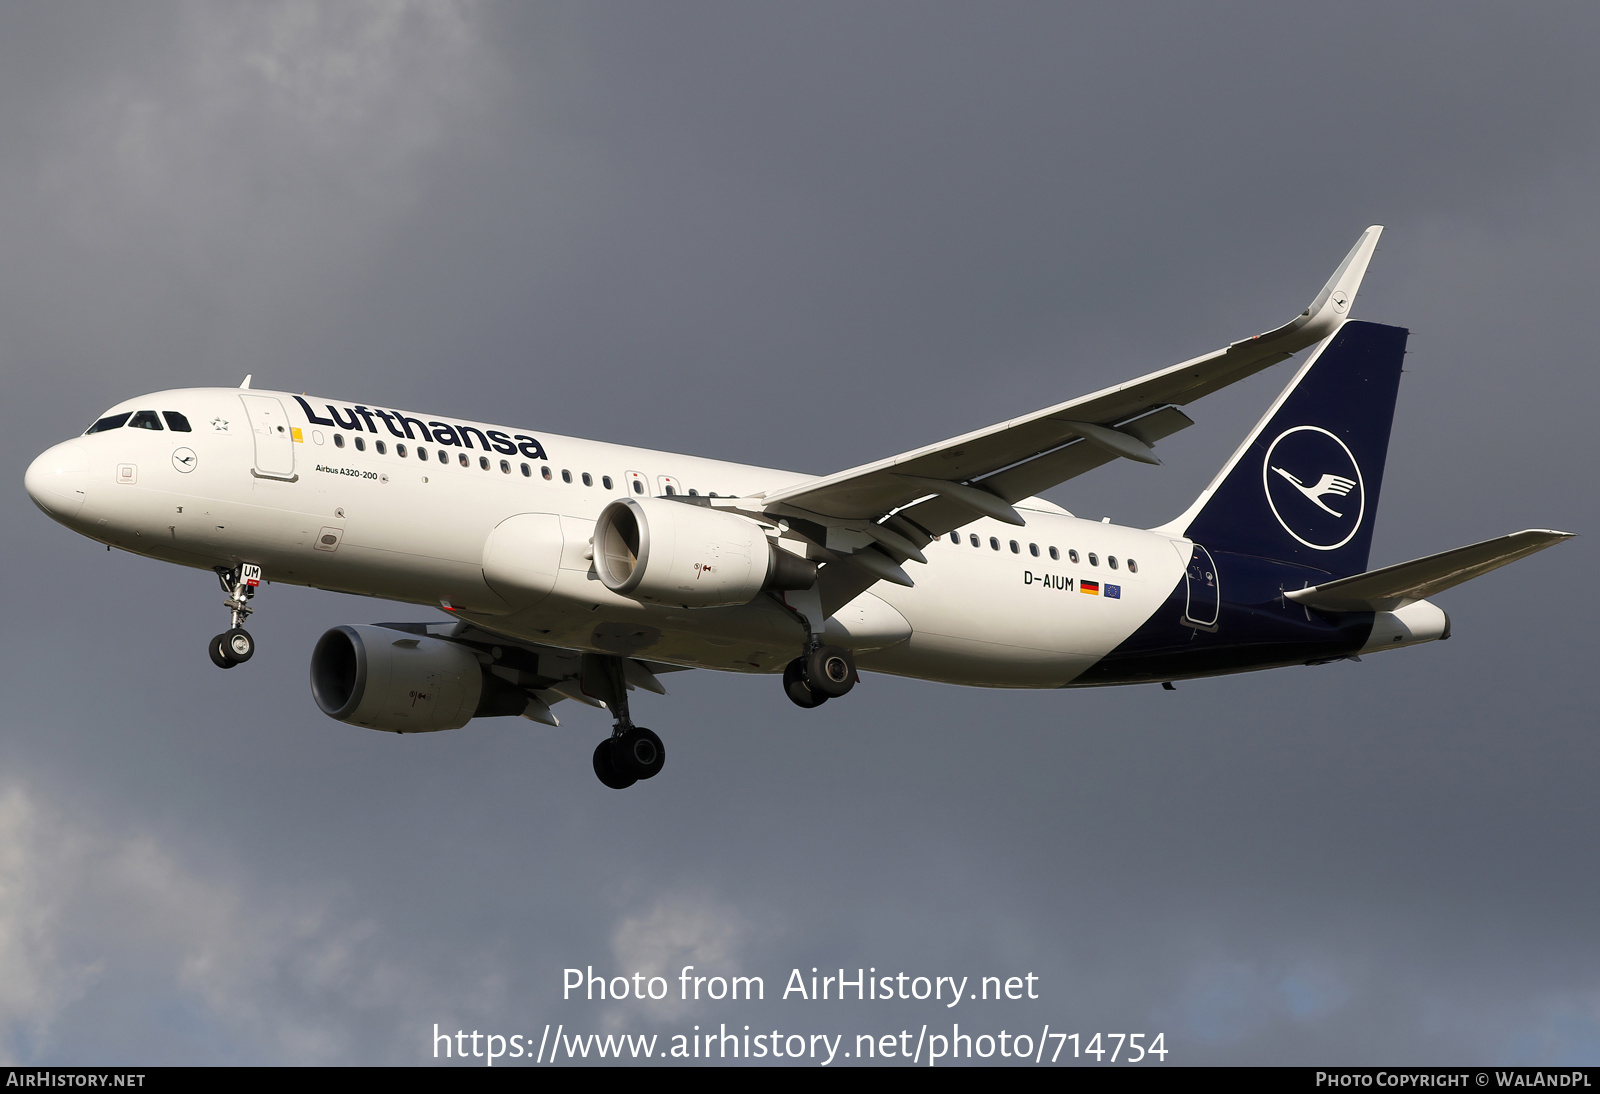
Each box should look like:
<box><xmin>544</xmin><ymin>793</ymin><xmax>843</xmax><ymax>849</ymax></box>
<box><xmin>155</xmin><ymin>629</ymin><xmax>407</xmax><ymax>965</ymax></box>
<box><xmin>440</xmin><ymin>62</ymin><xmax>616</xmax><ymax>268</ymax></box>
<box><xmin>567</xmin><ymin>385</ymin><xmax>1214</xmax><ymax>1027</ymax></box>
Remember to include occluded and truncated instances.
<box><xmin>1167</xmin><ymin>321</ymin><xmax>1408</xmax><ymax>578</ymax></box>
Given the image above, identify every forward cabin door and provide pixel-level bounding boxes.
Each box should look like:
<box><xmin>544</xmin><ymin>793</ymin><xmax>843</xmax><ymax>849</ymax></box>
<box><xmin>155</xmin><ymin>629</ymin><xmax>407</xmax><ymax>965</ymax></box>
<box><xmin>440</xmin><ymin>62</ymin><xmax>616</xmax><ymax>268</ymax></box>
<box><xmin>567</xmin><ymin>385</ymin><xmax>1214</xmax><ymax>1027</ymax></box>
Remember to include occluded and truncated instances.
<box><xmin>239</xmin><ymin>395</ymin><xmax>297</xmax><ymax>480</ymax></box>
<box><xmin>1184</xmin><ymin>544</ymin><xmax>1220</xmax><ymax>629</ymax></box>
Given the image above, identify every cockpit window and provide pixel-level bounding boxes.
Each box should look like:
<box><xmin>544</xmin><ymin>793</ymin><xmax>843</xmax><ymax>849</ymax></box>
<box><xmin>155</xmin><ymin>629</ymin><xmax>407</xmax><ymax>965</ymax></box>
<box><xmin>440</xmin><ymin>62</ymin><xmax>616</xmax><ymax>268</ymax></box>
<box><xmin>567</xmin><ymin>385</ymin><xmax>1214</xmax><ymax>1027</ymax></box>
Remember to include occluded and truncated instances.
<box><xmin>163</xmin><ymin>411</ymin><xmax>192</xmax><ymax>432</ymax></box>
<box><xmin>128</xmin><ymin>410</ymin><xmax>164</xmax><ymax>430</ymax></box>
<box><xmin>86</xmin><ymin>412</ymin><xmax>131</xmax><ymax>434</ymax></box>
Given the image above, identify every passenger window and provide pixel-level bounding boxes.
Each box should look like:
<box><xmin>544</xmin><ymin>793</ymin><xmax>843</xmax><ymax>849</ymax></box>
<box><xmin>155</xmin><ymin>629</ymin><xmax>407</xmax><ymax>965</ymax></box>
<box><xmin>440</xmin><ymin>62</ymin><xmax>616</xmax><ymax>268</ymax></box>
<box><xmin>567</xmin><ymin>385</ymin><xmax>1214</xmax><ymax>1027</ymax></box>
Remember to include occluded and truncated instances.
<box><xmin>86</xmin><ymin>412</ymin><xmax>132</xmax><ymax>434</ymax></box>
<box><xmin>582</xmin><ymin>473</ymin><xmax>593</xmax><ymax>486</ymax></box>
<box><xmin>500</xmin><ymin>459</ymin><xmax>510</xmax><ymax>473</ymax></box>
<box><xmin>1029</xmin><ymin>543</ymin><xmax>1040</xmax><ymax>557</ymax></box>
<box><xmin>664</xmin><ymin>485</ymin><xmax>676</xmax><ymax>496</ymax></box>
<box><xmin>129</xmin><ymin>410</ymin><xmax>163</xmax><ymax>430</ymax></box>
<box><xmin>479</xmin><ymin>456</ymin><xmax>490</xmax><ymax>470</ymax></box>
<box><xmin>989</xmin><ymin>537</ymin><xmax>1000</xmax><ymax>551</ymax></box>
<box><xmin>375</xmin><ymin>440</ymin><xmax>387</xmax><ymax>455</ymax></box>
<box><xmin>1088</xmin><ymin>553</ymin><xmax>1099</xmax><ymax>566</ymax></box>
<box><xmin>1009</xmin><ymin>540</ymin><xmax>1020</xmax><ymax>554</ymax></box>
<box><xmin>162</xmin><ymin>411</ymin><xmax>192</xmax><ymax>432</ymax></box>
<box><xmin>1049</xmin><ymin>546</ymin><xmax>1059</xmax><ymax>560</ymax></box>
<box><xmin>396</xmin><ymin>444</ymin><xmax>408</xmax><ymax>458</ymax></box>
<box><xmin>1068</xmin><ymin>549</ymin><xmax>1079</xmax><ymax>563</ymax></box>
<box><xmin>334</xmin><ymin>434</ymin><xmax>346</xmax><ymax>448</ymax></box>
<box><xmin>438</xmin><ymin>450</ymin><xmax>448</xmax><ymax>464</ymax></box>
<box><xmin>1108</xmin><ymin>556</ymin><xmax>1118</xmax><ymax>570</ymax></box>
<box><xmin>603</xmin><ymin>476</ymin><xmax>614</xmax><ymax>490</ymax></box>
<box><xmin>561</xmin><ymin>469</ymin><xmax>572</xmax><ymax>483</ymax></box>
<box><xmin>541</xmin><ymin>466</ymin><xmax>552</xmax><ymax>480</ymax></box>
<box><xmin>632</xmin><ymin>480</ymin><xmax>644</xmax><ymax>495</ymax></box>
<box><xmin>520</xmin><ymin>463</ymin><xmax>531</xmax><ymax>477</ymax></box>
<box><xmin>688</xmin><ymin>488</ymin><xmax>698</xmax><ymax>496</ymax></box>
<box><xmin>1128</xmin><ymin>559</ymin><xmax>1138</xmax><ymax>573</ymax></box>
<box><xmin>458</xmin><ymin>453</ymin><xmax>469</xmax><ymax>467</ymax></box>
<box><xmin>354</xmin><ymin>437</ymin><xmax>366</xmax><ymax>451</ymax></box>
<box><xmin>950</xmin><ymin>532</ymin><xmax>960</xmax><ymax>545</ymax></box>
<box><xmin>969</xmin><ymin>534</ymin><xmax>980</xmax><ymax>548</ymax></box>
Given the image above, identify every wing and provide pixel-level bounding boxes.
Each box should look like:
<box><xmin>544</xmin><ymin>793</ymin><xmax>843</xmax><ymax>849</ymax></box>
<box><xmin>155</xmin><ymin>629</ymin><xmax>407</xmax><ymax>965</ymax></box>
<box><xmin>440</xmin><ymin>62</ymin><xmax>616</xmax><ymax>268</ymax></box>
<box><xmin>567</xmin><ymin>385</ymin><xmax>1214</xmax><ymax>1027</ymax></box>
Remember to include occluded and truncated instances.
<box><xmin>393</xmin><ymin>621</ymin><xmax>690</xmax><ymax>725</ymax></box>
<box><xmin>715</xmin><ymin>227</ymin><xmax>1385</xmax><ymax>610</ymax></box>
<box><xmin>759</xmin><ymin>226</ymin><xmax>1383</xmax><ymax>526</ymax></box>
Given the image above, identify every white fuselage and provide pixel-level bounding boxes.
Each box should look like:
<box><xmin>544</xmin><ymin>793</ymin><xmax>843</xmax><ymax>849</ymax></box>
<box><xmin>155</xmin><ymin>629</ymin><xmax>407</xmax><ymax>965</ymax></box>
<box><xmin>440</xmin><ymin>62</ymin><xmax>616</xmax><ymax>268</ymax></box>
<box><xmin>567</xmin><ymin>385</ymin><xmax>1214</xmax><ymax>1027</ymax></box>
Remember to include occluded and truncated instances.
<box><xmin>27</xmin><ymin>387</ymin><xmax>1195</xmax><ymax>687</ymax></box>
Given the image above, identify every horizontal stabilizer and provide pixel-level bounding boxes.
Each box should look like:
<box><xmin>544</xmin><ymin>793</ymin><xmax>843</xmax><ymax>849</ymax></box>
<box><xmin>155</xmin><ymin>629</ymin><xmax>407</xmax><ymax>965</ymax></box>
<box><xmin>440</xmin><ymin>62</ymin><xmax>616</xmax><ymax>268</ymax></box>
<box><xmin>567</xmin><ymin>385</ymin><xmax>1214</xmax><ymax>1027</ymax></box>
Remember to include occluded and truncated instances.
<box><xmin>1286</xmin><ymin>529</ymin><xmax>1574</xmax><ymax>612</ymax></box>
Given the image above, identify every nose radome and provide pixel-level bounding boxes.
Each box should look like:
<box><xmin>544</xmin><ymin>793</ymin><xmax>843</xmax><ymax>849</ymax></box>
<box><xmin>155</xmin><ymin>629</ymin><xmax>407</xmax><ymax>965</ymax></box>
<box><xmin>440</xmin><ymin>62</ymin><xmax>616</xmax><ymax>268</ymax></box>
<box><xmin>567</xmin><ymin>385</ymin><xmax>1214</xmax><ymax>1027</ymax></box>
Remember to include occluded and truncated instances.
<box><xmin>25</xmin><ymin>440</ymin><xmax>90</xmax><ymax>521</ymax></box>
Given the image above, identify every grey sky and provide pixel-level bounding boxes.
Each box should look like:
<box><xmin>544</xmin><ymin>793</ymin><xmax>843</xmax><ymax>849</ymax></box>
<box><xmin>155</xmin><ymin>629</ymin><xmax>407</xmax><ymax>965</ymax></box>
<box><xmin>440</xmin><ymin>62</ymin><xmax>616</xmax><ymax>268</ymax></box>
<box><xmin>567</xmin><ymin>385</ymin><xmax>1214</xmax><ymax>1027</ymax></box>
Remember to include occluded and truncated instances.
<box><xmin>1</xmin><ymin>1</ymin><xmax>1596</xmax><ymax>1065</ymax></box>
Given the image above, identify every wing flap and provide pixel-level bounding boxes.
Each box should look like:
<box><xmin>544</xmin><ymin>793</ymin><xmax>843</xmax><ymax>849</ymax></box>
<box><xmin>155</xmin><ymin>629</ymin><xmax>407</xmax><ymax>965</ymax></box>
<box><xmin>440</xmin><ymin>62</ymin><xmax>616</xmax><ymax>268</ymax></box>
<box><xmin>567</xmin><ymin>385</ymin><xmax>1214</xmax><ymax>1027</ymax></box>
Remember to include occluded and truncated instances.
<box><xmin>1285</xmin><ymin>529</ymin><xmax>1574</xmax><ymax>612</ymax></box>
<box><xmin>889</xmin><ymin>404</ymin><xmax>1195</xmax><ymax>538</ymax></box>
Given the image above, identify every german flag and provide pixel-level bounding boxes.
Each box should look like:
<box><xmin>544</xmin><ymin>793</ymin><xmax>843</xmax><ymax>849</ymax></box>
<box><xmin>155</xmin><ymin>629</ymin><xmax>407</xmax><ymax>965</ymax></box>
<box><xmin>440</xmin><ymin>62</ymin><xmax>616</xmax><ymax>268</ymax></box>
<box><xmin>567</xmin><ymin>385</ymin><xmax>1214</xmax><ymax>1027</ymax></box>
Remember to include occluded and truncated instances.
<box><xmin>1081</xmin><ymin>580</ymin><xmax>1099</xmax><ymax>595</ymax></box>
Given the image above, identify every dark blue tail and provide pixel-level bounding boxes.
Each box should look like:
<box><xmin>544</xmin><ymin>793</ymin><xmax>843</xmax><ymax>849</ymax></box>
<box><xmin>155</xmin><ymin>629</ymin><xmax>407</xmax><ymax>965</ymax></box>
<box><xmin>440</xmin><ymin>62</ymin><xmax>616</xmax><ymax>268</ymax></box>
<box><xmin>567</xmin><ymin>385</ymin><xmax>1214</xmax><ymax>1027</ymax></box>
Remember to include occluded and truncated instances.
<box><xmin>1175</xmin><ymin>320</ymin><xmax>1408</xmax><ymax>578</ymax></box>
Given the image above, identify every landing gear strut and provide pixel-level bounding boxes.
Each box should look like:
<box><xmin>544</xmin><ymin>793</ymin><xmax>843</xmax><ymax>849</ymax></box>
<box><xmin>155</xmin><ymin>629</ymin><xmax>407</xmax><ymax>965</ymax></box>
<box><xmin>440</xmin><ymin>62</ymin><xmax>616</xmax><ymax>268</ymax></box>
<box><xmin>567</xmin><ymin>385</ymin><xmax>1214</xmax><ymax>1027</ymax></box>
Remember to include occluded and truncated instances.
<box><xmin>208</xmin><ymin>564</ymin><xmax>260</xmax><ymax>669</ymax></box>
<box><xmin>586</xmin><ymin>654</ymin><xmax>665</xmax><ymax>789</ymax></box>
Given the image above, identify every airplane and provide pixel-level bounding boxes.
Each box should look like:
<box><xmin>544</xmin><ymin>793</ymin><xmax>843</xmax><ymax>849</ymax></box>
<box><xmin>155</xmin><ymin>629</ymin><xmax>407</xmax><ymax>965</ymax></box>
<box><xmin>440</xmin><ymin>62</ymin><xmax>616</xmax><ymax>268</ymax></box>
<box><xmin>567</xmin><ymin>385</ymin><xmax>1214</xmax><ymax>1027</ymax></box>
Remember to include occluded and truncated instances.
<box><xmin>24</xmin><ymin>226</ymin><xmax>1573</xmax><ymax>789</ymax></box>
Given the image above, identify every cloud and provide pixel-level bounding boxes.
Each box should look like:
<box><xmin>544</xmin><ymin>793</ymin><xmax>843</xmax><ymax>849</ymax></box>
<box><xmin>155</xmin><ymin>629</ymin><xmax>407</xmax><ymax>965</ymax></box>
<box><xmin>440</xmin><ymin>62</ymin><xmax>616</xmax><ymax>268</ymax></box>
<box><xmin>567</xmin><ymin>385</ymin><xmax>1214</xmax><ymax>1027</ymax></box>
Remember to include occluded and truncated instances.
<box><xmin>0</xmin><ymin>780</ymin><xmax>501</xmax><ymax>1064</ymax></box>
<box><xmin>605</xmin><ymin>892</ymin><xmax>757</xmax><ymax>1025</ymax></box>
<box><xmin>0</xmin><ymin>787</ymin><xmax>102</xmax><ymax>1063</ymax></box>
<box><xmin>1159</xmin><ymin>955</ymin><xmax>1354</xmax><ymax>1047</ymax></box>
<box><xmin>1496</xmin><ymin>996</ymin><xmax>1600</xmax><ymax>1067</ymax></box>
<box><xmin>18</xmin><ymin>0</ymin><xmax>500</xmax><ymax>357</ymax></box>
<box><xmin>47</xmin><ymin>0</ymin><xmax>492</xmax><ymax>216</ymax></box>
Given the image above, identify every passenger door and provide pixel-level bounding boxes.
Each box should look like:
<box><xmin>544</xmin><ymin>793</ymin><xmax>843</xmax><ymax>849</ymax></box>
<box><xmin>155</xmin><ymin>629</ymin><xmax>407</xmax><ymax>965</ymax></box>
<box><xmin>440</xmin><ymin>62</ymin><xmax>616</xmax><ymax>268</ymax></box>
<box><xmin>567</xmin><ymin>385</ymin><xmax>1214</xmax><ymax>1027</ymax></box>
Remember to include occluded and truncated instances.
<box><xmin>239</xmin><ymin>394</ymin><xmax>296</xmax><ymax>480</ymax></box>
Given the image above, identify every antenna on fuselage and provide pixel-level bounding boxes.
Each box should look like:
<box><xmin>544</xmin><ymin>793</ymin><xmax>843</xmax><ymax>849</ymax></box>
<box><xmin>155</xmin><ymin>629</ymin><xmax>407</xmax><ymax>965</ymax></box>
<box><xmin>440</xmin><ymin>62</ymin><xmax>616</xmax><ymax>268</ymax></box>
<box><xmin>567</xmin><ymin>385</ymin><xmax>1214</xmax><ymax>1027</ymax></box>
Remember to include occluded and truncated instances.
<box><xmin>239</xmin><ymin>375</ymin><xmax>252</xmax><ymax>389</ymax></box>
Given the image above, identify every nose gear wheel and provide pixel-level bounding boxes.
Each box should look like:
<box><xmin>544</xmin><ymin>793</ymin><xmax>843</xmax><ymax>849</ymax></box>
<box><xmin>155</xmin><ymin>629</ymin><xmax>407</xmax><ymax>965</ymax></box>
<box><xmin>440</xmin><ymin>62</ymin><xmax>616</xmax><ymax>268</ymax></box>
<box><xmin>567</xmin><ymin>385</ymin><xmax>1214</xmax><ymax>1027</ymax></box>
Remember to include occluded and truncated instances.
<box><xmin>207</xmin><ymin>564</ymin><xmax>260</xmax><ymax>669</ymax></box>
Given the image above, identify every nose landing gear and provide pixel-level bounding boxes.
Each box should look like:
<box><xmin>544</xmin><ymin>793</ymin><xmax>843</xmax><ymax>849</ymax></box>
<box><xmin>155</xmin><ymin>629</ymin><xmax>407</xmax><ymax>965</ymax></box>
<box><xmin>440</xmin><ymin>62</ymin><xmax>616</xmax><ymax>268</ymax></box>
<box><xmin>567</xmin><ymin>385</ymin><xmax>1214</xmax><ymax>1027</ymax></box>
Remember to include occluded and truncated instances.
<box><xmin>208</xmin><ymin>564</ymin><xmax>260</xmax><ymax>669</ymax></box>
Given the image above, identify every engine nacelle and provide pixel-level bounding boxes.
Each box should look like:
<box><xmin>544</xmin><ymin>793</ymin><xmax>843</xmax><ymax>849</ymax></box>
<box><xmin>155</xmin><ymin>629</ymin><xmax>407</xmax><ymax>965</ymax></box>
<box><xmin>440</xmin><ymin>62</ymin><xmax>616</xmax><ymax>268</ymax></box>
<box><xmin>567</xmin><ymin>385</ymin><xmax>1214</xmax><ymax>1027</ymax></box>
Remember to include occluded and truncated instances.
<box><xmin>593</xmin><ymin>496</ymin><xmax>816</xmax><ymax>608</ymax></box>
<box><xmin>310</xmin><ymin>624</ymin><xmax>527</xmax><ymax>733</ymax></box>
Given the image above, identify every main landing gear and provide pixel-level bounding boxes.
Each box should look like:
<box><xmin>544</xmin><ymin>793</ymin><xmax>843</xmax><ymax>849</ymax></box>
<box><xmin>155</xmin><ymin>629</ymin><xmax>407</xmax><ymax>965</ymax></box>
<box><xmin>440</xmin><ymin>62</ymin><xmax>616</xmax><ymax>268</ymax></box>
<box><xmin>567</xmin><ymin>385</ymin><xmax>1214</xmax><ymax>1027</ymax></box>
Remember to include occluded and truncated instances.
<box><xmin>208</xmin><ymin>563</ymin><xmax>260</xmax><ymax>669</ymax></box>
<box><xmin>783</xmin><ymin>643</ymin><xmax>856</xmax><ymax>709</ymax></box>
<box><xmin>586</xmin><ymin>654</ymin><xmax>666</xmax><ymax>790</ymax></box>
<box><xmin>776</xmin><ymin>586</ymin><xmax>859</xmax><ymax>709</ymax></box>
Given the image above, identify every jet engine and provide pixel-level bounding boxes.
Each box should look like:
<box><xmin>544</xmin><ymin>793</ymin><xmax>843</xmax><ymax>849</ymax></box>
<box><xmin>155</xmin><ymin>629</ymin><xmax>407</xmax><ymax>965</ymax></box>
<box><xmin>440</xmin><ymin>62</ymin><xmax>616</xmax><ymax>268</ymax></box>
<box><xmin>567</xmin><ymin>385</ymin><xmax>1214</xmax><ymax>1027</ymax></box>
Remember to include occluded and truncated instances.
<box><xmin>593</xmin><ymin>497</ymin><xmax>816</xmax><ymax>608</ymax></box>
<box><xmin>310</xmin><ymin>624</ymin><xmax>529</xmax><ymax>733</ymax></box>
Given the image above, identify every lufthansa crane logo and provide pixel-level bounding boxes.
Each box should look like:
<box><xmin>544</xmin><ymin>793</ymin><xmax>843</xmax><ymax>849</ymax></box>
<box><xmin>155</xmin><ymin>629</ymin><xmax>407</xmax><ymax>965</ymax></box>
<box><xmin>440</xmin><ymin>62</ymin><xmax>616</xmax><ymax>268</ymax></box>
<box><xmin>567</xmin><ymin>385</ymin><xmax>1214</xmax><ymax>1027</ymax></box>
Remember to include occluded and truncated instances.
<box><xmin>1262</xmin><ymin>426</ymin><xmax>1365</xmax><ymax>551</ymax></box>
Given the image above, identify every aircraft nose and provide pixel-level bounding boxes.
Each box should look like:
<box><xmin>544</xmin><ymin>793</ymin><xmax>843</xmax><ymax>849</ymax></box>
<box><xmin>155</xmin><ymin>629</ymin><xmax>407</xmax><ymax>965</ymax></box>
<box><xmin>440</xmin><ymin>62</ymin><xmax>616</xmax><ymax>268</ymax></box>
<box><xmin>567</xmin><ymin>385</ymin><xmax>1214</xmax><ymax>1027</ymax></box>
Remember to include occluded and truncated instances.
<box><xmin>25</xmin><ymin>440</ymin><xmax>90</xmax><ymax>521</ymax></box>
